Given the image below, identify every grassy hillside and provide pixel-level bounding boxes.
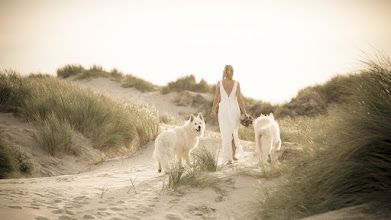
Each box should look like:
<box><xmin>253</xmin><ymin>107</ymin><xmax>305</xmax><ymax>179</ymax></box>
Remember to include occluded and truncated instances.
<box><xmin>274</xmin><ymin>73</ymin><xmax>362</xmax><ymax>118</ymax></box>
<box><xmin>0</xmin><ymin>71</ymin><xmax>160</xmax><ymax>177</ymax></box>
<box><xmin>57</xmin><ymin>64</ymin><xmax>157</xmax><ymax>92</ymax></box>
<box><xmin>251</xmin><ymin>57</ymin><xmax>391</xmax><ymax>219</ymax></box>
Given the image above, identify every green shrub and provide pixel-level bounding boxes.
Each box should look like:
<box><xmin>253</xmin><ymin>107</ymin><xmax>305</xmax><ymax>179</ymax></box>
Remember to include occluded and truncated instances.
<box><xmin>0</xmin><ymin>140</ymin><xmax>13</xmax><ymax>178</ymax></box>
<box><xmin>14</xmin><ymin>150</ymin><xmax>33</xmax><ymax>174</ymax></box>
<box><xmin>0</xmin><ymin>138</ymin><xmax>33</xmax><ymax>178</ymax></box>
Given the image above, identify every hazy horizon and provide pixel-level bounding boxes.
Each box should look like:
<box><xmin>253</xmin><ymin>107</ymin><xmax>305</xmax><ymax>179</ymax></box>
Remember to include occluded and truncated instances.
<box><xmin>1</xmin><ymin>0</ymin><xmax>391</xmax><ymax>103</ymax></box>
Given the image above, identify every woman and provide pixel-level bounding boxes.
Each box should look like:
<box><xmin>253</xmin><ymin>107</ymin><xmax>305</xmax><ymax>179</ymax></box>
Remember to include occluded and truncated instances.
<box><xmin>210</xmin><ymin>65</ymin><xmax>248</xmax><ymax>165</ymax></box>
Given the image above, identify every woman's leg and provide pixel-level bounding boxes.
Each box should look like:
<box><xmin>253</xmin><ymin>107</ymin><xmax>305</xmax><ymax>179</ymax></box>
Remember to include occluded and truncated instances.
<box><xmin>232</xmin><ymin>137</ymin><xmax>238</xmax><ymax>160</ymax></box>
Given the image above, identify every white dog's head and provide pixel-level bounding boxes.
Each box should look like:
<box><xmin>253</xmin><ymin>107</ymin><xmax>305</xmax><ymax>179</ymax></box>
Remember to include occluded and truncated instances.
<box><xmin>188</xmin><ymin>112</ymin><xmax>205</xmax><ymax>137</ymax></box>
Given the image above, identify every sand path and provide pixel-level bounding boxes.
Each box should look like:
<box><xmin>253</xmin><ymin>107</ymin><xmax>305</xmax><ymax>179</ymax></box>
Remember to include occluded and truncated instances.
<box><xmin>0</xmin><ymin>128</ymin><xmax>280</xmax><ymax>220</ymax></box>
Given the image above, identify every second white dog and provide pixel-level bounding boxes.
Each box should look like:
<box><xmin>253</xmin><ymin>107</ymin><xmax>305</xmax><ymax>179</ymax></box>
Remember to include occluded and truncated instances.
<box><xmin>153</xmin><ymin>112</ymin><xmax>205</xmax><ymax>173</ymax></box>
<box><xmin>254</xmin><ymin>113</ymin><xmax>281</xmax><ymax>164</ymax></box>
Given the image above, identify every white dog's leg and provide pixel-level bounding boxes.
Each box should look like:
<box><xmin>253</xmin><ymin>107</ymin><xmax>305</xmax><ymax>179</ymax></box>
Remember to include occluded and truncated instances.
<box><xmin>158</xmin><ymin>161</ymin><xmax>162</xmax><ymax>173</ymax></box>
<box><xmin>276</xmin><ymin>139</ymin><xmax>282</xmax><ymax>151</ymax></box>
<box><xmin>261</xmin><ymin>135</ymin><xmax>272</xmax><ymax>165</ymax></box>
<box><xmin>255</xmin><ymin>133</ymin><xmax>263</xmax><ymax>162</ymax></box>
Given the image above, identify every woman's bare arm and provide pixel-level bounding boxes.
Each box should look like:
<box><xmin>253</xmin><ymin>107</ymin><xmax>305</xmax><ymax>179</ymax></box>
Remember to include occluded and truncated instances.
<box><xmin>236</xmin><ymin>82</ymin><xmax>247</xmax><ymax>116</ymax></box>
<box><xmin>210</xmin><ymin>82</ymin><xmax>220</xmax><ymax>117</ymax></box>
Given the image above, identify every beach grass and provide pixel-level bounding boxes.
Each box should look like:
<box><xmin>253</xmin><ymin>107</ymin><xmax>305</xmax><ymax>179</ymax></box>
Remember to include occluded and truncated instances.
<box><xmin>161</xmin><ymin>74</ymin><xmax>214</xmax><ymax>94</ymax></box>
<box><xmin>250</xmin><ymin>57</ymin><xmax>391</xmax><ymax>219</ymax></box>
<box><xmin>0</xmin><ymin>71</ymin><xmax>159</xmax><ymax>157</ymax></box>
<box><xmin>56</xmin><ymin>64</ymin><xmax>157</xmax><ymax>92</ymax></box>
<box><xmin>164</xmin><ymin>146</ymin><xmax>220</xmax><ymax>190</ymax></box>
<box><xmin>192</xmin><ymin>146</ymin><xmax>219</xmax><ymax>172</ymax></box>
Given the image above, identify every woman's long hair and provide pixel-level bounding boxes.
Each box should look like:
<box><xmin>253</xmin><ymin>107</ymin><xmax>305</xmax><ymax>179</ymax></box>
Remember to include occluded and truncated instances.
<box><xmin>222</xmin><ymin>65</ymin><xmax>234</xmax><ymax>80</ymax></box>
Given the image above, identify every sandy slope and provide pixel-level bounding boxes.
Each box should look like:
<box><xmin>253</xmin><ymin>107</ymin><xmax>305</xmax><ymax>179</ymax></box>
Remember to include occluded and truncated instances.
<box><xmin>0</xmin><ymin>113</ymin><xmax>102</xmax><ymax>178</ymax></box>
<box><xmin>66</xmin><ymin>77</ymin><xmax>213</xmax><ymax>121</ymax></box>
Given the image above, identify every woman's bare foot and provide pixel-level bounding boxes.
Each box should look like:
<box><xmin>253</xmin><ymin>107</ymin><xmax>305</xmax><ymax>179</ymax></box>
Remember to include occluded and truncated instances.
<box><xmin>233</xmin><ymin>157</ymin><xmax>238</xmax><ymax>161</ymax></box>
<box><xmin>227</xmin><ymin>160</ymin><xmax>233</xmax><ymax>165</ymax></box>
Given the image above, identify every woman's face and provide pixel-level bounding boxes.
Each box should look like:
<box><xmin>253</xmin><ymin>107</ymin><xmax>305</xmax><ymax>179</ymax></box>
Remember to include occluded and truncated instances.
<box><xmin>228</xmin><ymin>68</ymin><xmax>234</xmax><ymax>76</ymax></box>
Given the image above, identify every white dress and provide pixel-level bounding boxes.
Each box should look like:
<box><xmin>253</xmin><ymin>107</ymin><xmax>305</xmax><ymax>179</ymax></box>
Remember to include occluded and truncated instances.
<box><xmin>218</xmin><ymin>80</ymin><xmax>243</xmax><ymax>162</ymax></box>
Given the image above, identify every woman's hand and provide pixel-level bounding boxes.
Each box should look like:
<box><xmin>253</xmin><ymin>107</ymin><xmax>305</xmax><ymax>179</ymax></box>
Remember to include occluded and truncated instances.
<box><xmin>210</xmin><ymin>111</ymin><xmax>216</xmax><ymax>118</ymax></box>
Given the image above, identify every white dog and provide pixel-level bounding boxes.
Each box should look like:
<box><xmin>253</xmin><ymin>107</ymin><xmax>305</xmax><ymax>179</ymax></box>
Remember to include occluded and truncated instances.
<box><xmin>254</xmin><ymin>113</ymin><xmax>281</xmax><ymax>164</ymax></box>
<box><xmin>153</xmin><ymin>112</ymin><xmax>205</xmax><ymax>173</ymax></box>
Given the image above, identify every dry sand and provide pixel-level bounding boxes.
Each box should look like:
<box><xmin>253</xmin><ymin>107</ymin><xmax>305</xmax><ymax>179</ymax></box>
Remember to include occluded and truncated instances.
<box><xmin>0</xmin><ymin>131</ymin><xmax>279</xmax><ymax>219</ymax></box>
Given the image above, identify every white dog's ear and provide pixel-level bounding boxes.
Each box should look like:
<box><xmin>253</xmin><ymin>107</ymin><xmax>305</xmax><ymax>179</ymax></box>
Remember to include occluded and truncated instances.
<box><xmin>198</xmin><ymin>112</ymin><xmax>204</xmax><ymax>120</ymax></box>
<box><xmin>189</xmin><ymin>114</ymin><xmax>195</xmax><ymax>122</ymax></box>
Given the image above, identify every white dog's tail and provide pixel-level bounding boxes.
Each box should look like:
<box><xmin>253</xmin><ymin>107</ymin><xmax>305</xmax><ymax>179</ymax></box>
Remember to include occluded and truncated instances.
<box><xmin>254</xmin><ymin>116</ymin><xmax>274</xmax><ymax>131</ymax></box>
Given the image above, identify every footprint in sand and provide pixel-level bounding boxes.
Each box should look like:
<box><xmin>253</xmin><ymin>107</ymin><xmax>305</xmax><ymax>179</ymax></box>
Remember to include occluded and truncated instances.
<box><xmin>73</xmin><ymin>195</ymin><xmax>90</xmax><ymax>201</ymax></box>
<box><xmin>8</xmin><ymin>205</ymin><xmax>22</xmax><ymax>209</ymax></box>
<box><xmin>96</xmin><ymin>211</ymin><xmax>111</xmax><ymax>217</ymax></box>
<box><xmin>165</xmin><ymin>214</ymin><xmax>182</xmax><ymax>220</ymax></box>
<box><xmin>82</xmin><ymin>214</ymin><xmax>97</xmax><ymax>219</ymax></box>
<box><xmin>52</xmin><ymin>208</ymin><xmax>64</xmax><ymax>214</ymax></box>
<box><xmin>213</xmin><ymin>187</ymin><xmax>228</xmax><ymax>202</ymax></box>
<box><xmin>72</xmin><ymin>195</ymin><xmax>90</xmax><ymax>207</ymax></box>
<box><xmin>165</xmin><ymin>213</ymin><xmax>182</xmax><ymax>220</ymax></box>
<box><xmin>26</xmin><ymin>206</ymin><xmax>40</xmax><ymax>210</ymax></box>
<box><xmin>65</xmin><ymin>209</ymin><xmax>75</xmax><ymax>215</ymax></box>
<box><xmin>58</xmin><ymin>215</ymin><xmax>78</xmax><ymax>220</ymax></box>
<box><xmin>109</xmin><ymin>206</ymin><xmax>125</xmax><ymax>211</ymax></box>
<box><xmin>187</xmin><ymin>205</ymin><xmax>216</xmax><ymax>218</ymax></box>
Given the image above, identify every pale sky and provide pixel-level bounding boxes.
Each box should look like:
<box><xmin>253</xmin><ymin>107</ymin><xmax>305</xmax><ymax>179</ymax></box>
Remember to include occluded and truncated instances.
<box><xmin>1</xmin><ymin>0</ymin><xmax>391</xmax><ymax>103</ymax></box>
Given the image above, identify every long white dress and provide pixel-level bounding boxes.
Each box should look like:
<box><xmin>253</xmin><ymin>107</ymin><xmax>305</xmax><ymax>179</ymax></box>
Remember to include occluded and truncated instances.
<box><xmin>218</xmin><ymin>80</ymin><xmax>243</xmax><ymax>162</ymax></box>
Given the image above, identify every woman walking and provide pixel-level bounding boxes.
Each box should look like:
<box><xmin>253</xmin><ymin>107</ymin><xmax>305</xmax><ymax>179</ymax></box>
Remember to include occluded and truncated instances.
<box><xmin>210</xmin><ymin>65</ymin><xmax>248</xmax><ymax>165</ymax></box>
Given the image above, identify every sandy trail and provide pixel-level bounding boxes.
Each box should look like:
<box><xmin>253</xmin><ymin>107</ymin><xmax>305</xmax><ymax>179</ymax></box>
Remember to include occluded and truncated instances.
<box><xmin>0</xmin><ymin>129</ymin><xmax>279</xmax><ymax>220</ymax></box>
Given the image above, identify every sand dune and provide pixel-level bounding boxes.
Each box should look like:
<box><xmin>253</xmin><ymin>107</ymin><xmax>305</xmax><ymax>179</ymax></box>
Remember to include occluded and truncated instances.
<box><xmin>0</xmin><ymin>76</ymin><xmax>380</xmax><ymax>219</ymax></box>
<box><xmin>66</xmin><ymin>76</ymin><xmax>213</xmax><ymax>121</ymax></box>
<box><xmin>0</xmin><ymin>77</ymin><xmax>275</xmax><ymax>219</ymax></box>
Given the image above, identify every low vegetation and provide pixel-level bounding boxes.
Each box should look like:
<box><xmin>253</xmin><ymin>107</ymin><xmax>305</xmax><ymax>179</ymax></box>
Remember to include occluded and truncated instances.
<box><xmin>164</xmin><ymin>146</ymin><xmax>220</xmax><ymax>190</ymax></box>
<box><xmin>251</xmin><ymin>57</ymin><xmax>391</xmax><ymax>219</ymax></box>
<box><xmin>0</xmin><ymin>138</ymin><xmax>33</xmax><ymax>178</ymax></box>
<box><xmin>57</xmin><ymin>64</ymin><xmax>157</xmax><ymax>92</ymax></box>
<box><xmin>0</xmin><ymin>71</ymin><xmax>159</xmax><ymax>159</ymax></box>
<box><xmin>161</xmin><ymin>74</ymin><xmax>215</xmax><ymax>94</ymax></box>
